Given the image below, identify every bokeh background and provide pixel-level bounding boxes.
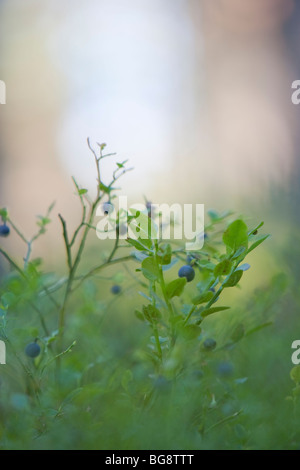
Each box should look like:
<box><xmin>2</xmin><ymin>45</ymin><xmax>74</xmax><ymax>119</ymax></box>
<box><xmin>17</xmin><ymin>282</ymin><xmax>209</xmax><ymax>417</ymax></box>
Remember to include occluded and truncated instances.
<box><xmin>1</xmin><ymin>0</ymin><xmax>300</xmax><ymax>243</ymax></box>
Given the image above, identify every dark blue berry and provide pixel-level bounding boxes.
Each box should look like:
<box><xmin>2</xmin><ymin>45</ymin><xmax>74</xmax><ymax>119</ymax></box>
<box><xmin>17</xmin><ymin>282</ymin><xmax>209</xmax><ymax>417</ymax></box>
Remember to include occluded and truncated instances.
<box><xmin>209</xmin><ymin>287</ymin><xmax>216</xmax><ymax>293</ymax></box>
<box><xmin>25</xmin><ymin>342</ymin><xmax>41</xmax><ymax>358</ymax></box>
<box><xmin>217</xmin><ymin>361</ymin><xmax>234</xmax><ymax>377</ymax></box>
<box><xmin>102</xmin><ymin>202</ymin><xmax>114</xmax><ymax>215</ymax></box>
<box><xmin>0</xmin><ymin>224</ymin><xmax>10</xmax><ymax>237</ymax></box>
<box><xmin>178</xmin><ymin>265</ymin><xmax>195</xmax><ymax>282</ymax></box>
<box><xmin>117</xmin><ymin>223</ymin><xmax>127</xmax><ymax>236</ymax></box>
<box><xmin>203</xmin><ymin>338</ymin><xmax>217</xmax><ymax>350</ymax></box>
<box><xmin>111</xmin><ymin>285</ymin><xmax>121</xmax><ymax>295</ymax></box>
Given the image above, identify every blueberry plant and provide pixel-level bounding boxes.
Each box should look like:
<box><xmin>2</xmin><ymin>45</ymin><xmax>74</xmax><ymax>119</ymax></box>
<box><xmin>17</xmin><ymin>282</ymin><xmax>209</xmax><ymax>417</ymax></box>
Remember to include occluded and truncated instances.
<box><xmin>0</xmin><ymin>140</ymin><xmax>271</xmax><ymax>449</ymax></box>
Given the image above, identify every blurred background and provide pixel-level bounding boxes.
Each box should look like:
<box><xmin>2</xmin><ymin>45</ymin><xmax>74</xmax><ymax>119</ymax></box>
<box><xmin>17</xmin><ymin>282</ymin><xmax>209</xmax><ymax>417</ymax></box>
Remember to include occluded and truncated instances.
<box><xmin>0</xmin><ymin>0</ymin><xmax>300</xmax><ymax>263</ymax></box>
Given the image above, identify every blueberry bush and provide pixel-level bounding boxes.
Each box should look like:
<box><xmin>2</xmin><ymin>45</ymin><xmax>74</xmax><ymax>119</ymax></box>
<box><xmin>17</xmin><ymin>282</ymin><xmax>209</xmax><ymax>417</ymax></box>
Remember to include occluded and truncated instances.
<box><xmin>0</xmin><ymin>140</ymin><xmax>291</xmax><ymax>450</ymax></box>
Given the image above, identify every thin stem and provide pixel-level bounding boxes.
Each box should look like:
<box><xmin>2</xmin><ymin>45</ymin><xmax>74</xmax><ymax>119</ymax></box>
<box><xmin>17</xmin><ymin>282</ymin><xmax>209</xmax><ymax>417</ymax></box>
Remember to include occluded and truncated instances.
<box><xmin>204</xmin><ymin>410</ymin><xmax>243</xmax><ymax>434</ymax></box>
<box><xmin>183</xmin><ymin>305</ymin><xmax>197</xmax><ymax>326</ymax></box>
<box><xmin>73</xmin><ymin>255</ymin><xmax>135</xmax><ymax>291</ymax></box>
<box><xmin>154</xmin><ymin>241</ymin><xmax>174</xmax><ymax>319</ymax></box>
<box><xmin>58</xmin><ymin>214</ymin><xmax>72</xmax><ymax>270</ymax></box>
<box><xmin>153</xmin><ymin>323</ymin><xmax>162</xmax><ymax>361</ymax></box>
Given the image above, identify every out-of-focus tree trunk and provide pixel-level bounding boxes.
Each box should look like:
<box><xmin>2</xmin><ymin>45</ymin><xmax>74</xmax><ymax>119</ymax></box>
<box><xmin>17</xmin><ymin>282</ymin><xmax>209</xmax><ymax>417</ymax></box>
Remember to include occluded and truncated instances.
<box><xmin>180</xmin><ymin>0</ymin><xmax>298</xmax><ymax>205</ymax></box>
<box><xmin>0</xmin><ymin>1</ymin><xmax>73</xmax><ymax>266</ymax></box>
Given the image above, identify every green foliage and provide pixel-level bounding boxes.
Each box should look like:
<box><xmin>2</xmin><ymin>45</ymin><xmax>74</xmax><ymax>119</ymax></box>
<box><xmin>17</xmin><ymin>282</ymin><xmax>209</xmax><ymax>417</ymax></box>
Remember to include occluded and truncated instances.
<box><xmin>0</xmin><ymin>139</ymin><xmax>280</xmax><ymax>450</ymax></box>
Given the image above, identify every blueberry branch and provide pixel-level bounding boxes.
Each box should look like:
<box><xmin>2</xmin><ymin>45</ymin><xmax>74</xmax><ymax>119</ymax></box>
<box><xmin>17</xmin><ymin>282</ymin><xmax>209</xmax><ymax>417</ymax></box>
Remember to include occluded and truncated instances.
<box><xmin>56</xmin><ymin>139</ymin><xmax>132</xmax><ymax>355</ymax></box>
<box><xmin>0</xmin><ymin>248</ymin><xmax>50</xmax><ymax>335</ymax></box>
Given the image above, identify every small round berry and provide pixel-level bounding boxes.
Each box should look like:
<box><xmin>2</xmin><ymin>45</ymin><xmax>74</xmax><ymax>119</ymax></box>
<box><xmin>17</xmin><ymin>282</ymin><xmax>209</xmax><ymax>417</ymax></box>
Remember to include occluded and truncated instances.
<box><xmin>178</xmin><ymin>265</ymin><xmax>195</xmax><ymax>282</ymax></box>
<box><xmin>25</xmin><ymin>342</ymin><xmax>41</xmax><ymax>358</ymax></box>
<box><xmin>0</xmin><ymin>224</ymin><xmax>10</xmax><ymax>237</ymax></box>
<box><xmin>203</xmin><ymin>338</ymin><xmax>217</xmax><ymax>351</ymax></box>
<box><xmin>117</xmin><ymin>223</ymin><xmax>127</xmax><ymax>236</ymax></box>
<box><xmin>209</xmin><ymin>287</ymin><xmax>216</xmax><ymax>293</ymax></box>
<box><xmin>102</xmin><ymin>202</ymin><xmax>114</xmax><ymax>215</ymax></box>
<box><xmin>217</xmin><ymin>361</ymin><xmax>234</xmax><ymax>378</ymax></box>
<box><xmin>111</xmin><ymin>285</ymin><xmax>121</xmax><ymax>295</ymax></box>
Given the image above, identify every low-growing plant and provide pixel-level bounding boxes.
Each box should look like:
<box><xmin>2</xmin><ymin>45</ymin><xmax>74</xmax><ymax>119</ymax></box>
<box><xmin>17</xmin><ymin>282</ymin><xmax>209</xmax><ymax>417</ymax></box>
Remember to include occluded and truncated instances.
<box><xmin>0</xmin><ymin>140</ymin><xmax>272</xmax><ymax>449</ymax></box>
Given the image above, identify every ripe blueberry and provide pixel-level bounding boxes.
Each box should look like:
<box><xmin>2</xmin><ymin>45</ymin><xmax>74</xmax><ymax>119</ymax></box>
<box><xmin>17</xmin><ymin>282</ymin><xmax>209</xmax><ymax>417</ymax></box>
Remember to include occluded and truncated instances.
<box><xmin>217</xmin><ymin>361</ymin><xmax>234</xmax><ymax>377</ymax></box>
<box><xmin>25</xmin><ymin>342</ymin><xmax>41</xmax><ymax>358</ymax></box>
<box><xmin>117</xmin><ymin>223</ymin><xmax>127</xmax><ymax>236</ymax></box>
<box><xmin>203</xmin><ymin>338</ymin><xmax>217</xmax><ymax>350</ymax></box>
<box><xmin>102</xmin><ymin>202</ymin><xmax>114</xmax><ymax>215</ymax></box>
<box><xmin>178</xmin><ymin>265</ymin><xmax>195</xmax><ymax>282</ymax></box>
<box><xmin>0</xmin><ymin>224</ymin><xmax>10</xmax><ymax>237</ymax></box>
<box><xmin>111</xmin><ymin>284</ymin><xmax>121</xmax><ymax>295</ymax></box>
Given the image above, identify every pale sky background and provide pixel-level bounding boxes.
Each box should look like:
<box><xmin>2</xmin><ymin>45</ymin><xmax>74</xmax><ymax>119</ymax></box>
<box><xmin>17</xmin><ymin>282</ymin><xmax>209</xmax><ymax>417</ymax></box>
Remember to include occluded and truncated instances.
<box><xmin>39</xmin><ymin>0</ymin><xmax>197</xmax><ymax>197</ymax></box>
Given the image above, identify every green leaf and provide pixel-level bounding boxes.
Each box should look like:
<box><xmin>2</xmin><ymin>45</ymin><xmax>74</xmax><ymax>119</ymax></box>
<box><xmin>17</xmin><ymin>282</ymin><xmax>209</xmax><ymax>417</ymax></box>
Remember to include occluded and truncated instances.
<box><xmin>230</xmin><ymin>324</ymin><xmax>245</xmax><ymax>343</ymax></box>
<box><xmin>292</xmin><ymin>385</ymin><xmax>300</xmax><ymax>397</ymax></box>
<box><xmin>141</xmin><ymin>257</ymin><xmax>160</xmax><ymax>281</ymax></box>
<box><xmin>78</xmin><ymin>188</ymin><xmax>88</xmax><ymax>195</ymax></box>
<box><xmin>179</xmin><ymin>324</ymin><xmax>202</xmax><ymax>340</ymax></box>
<box><xmin>290</xmin><ymin>366</ymin><xmax>300</xmax><ymax>384</ymax></box>
<box><xmin>247</xmin><ymin>235</ymin><xmax>269</xmax><ymax>254</ymax></box>
<box><xmin>232</xmin><ymin>247</ymin><xmax>246</xmax><ymax>260</ymax></box>
<box><xmin>142</xmin><ymin>304</ymin><xmax>161</xmax><ymax>322</ymax></box>
<box><xmin>116</xmin><ymin>160</ymin><xmax>128</xmax><ymax>169</ymax></box>
<box><xmin>1</xmin><ymin>292</ymin><xmax>16</xmax><ymax>308</ymax></box>
<box><xmin>37</xmin><ymin>216</ymin><xmax>51</xmax><ymax>227</ymax></box>
<box><xmin>127</xmin><ymin>237</ymin><xmax>152</xmax><ymax>251</ymax></box>
<box><xmin>246</xmin><ymin>322</ymin><xmax>273</xmax><ymax>337</ymax></box>
<box><xmin>157</xmin><ymin>243</ymin><xmax>172</xmax><ymax>265</ymax></box>
<box><xmin>0</xmin><ymin>208</ymin><xmax>8</xmax><ymax>222</ymax></box>
<box><xmin>214</xmin><ymin>259</ymin><xmax>233</xmax><ymax>277</ymax></box>
<box><xmin>223</xmin><ymin>220</ymin><xmax>248</xmax><ymax>252</ymax></box>
<box><xmin>207</xmin><ymin>209</ymin><xmax>219</xmax><ymax>221</ymax></box>
<box><xmin>248</xmin><ymin>221</ymin><xmax>264</xmax><ymax>236</ymax></box>
<box><xmin>201</xmin><ymin>306</ymin><xmax>230</xmax><ymax>317</ymax></box>
<box><xmin>134</xmin><ymin>310</ymin><xmax>145</xmax><ymax>322</ymax></box>
<box><xmin>237</xmin><ymin>263</ymin><xmax>250</xmax><ymax>272</ymax></box>
<box><xmin>99</xmin><ymin>182</ymin><xmax>111</xmax><ymax>194</ymax></box>
<box><xmin>166</xmin><ymin>278</ymin><xmax>187</xmax><ymax>299</ymax></box>
<box><xmin>128</xmin><ymin>208</ymin><xmax>157</xmax><ymax>240</ymax></box>
<box><xmin>193</xmin><ymin>291</ymin><xmax>214</xmax><ymax>305</ymax></box>
<box><xmin>224</xmin><ymin>270</ymin><xmax>243</xmax><ymax>287</ymax></box>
